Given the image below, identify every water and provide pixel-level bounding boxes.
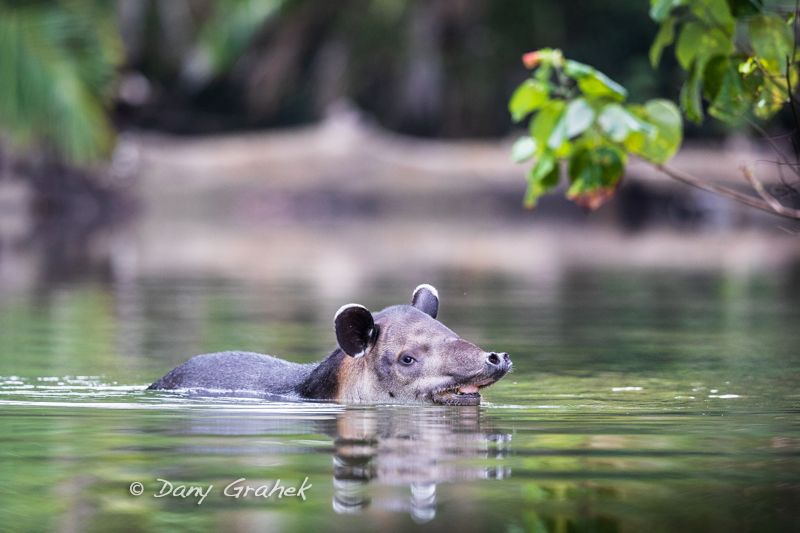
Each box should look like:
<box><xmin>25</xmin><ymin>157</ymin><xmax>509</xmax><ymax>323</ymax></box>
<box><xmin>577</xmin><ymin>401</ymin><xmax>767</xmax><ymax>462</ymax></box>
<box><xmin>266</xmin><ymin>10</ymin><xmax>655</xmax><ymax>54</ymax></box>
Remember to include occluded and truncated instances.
<box><xmin>1</xmin><ymin>271</ymin><xmax>799</xmax><ymax>532</ymax></box>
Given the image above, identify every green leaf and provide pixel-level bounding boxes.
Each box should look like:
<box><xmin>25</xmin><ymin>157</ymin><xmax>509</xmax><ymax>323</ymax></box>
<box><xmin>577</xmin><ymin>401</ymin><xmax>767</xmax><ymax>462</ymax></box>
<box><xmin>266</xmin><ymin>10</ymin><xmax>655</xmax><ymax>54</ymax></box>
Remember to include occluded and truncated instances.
<box><xmin>702</xmin><ymin>55</ymin><xmax>729</xmax><ymax>101</ymax></box>
<box><xmin>753</xmin><ymin>94</ymin><xmax>783</xmax><ymax>119</ymax></box>
<box><xmin>749</xmin><ymin>14</ymin><xmax>794</xmax><ymax>74</ymax></box>
<box><xmin>598</xmin><ymin>104</ymin><xmax>631</xmax><ymax>141</ymax></box>
<box><xmin>726</xmin><ymin>0</ymin><xmax>762</xmax><ymax>18</ymax></box>
<box><xmin>595</xmin><ymin>147</ymin><xmax>626</xmax><ymax>186</ymax></box>
<box><xmin>509</xmin><ymin>79</ymin><xmax>550</xmax><ymax>122</ymax></box>
<box><xmin>704</xmin><ymin>56</ymin><xmax>747</xmax><ymax>122</ymax></box>
<box><xmin>568</xmin><ymin>147</ymin><xmax>625</xmax><ymax>187</ymax></box>
<box><xmin>739</xmin><ymin>61</ymin><xmax>763</xmax><ymax>102</ymax></box>
<box><xmin>624</xmin><ymin>99</ymin><xmax>683</xmax><ymax>164</ymax></box>
<box><xmin>752</xmin><ymin>73</ymin><xmax>792</xmax><ymax>118</ymax></box>
<box><xmin>675</xmin><ymin>23</ymin><xmax>701</xmax><ymax>70</ymax></box>
<box><xmin>680</xmin><ymin>62</ymin><xmax>704</xmax><ymax>124</ymax></box>
<box><xmin>548</xmin><ymin>113</ymin><xmax>569</xmax><ymax>150</ymax></box>
<box><xmin>564</xmin><ymin>98</ymin><xmax>596</xmax><ymax>138</ymax></box>
<box><xmin>579</xmin><ymin>71</ymin><xmax>629</xmax><ymax>101</ymax></box>
<box><xmin>563</xmin><ymin>60</ymin><xmax>594</xmax><ymax>78</ymax></box>
<box><xmin>564</xmin><ymin>60</ymin><xmax>628</xmax><ymax>101</ymax></box>
<box><xmin>650</xmin><ymin>16</ymin><xmax>677</xmax><ymax>68</ymax></box>
<box><xmin>675</xmin><ymin>21</ymin><xmax>733</xmax><ymax>70</ymax></box>
<box><xmin>691</xmin><ymin>0</ymin><xmax>735</xmax><ymax>32</ymax></box>
<box><xmin>511</xmin><ymin>136</ymin><xmax>537</xmax><ymax>163</ymax></box>
<box><xmin>534</xmin><ymin>64</ymin><xmax>553</xmax><ymax>83</ymax></box>
<box><xmin>568</xmin><ymin>147</ymin><xmax>600</xmax><ymax>187</ymax></box>
<box><xmin>531</xmin><ymin>100</ymin><xmax>566</xmax><ymax>151</ymax></box>
<box><xmin>566</xmin><ymin>146</ymin><xmax>625</xmax><ymax>210</ymax></box>
<box><xmin>739</xmin><ymin>57</ymin><xmax>757</xmax><ymax>75</ymax></box>
<box><xmin>598</xmin><ymin>103</ymin><xmax>657</xmax><ymax>142</ymax></box>
<box><xmin>554</xmin><ymin>139</ymin><xmax>574</xmax><ymax>158</ymax></box>
<box><xmin>524</xmin><ymin>152</ymin><xmax>560</xmax><ymax>208</ymax></box>
<box><xmin>650</xmin><ymin>0</ymin><xmax>688</xmax><ymax>22</ymax></box>
<box><xmin>530</xmin><ymin>152</ymin><xmax>555</xmax><ymax>182</ymax></box>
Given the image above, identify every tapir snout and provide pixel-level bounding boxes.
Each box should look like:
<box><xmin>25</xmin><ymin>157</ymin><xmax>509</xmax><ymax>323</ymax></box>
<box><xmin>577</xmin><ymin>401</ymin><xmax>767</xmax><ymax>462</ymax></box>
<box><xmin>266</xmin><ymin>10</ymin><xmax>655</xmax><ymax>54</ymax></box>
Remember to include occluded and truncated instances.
<box><xmin>485</xmin><ymin>351</ymin><xmax>513</xmax><ymax>379</ymax></box>
<box><xmin>420</xmin><ymin>338</ymin><xmax>512</xmax><ymax>406</ymax></box>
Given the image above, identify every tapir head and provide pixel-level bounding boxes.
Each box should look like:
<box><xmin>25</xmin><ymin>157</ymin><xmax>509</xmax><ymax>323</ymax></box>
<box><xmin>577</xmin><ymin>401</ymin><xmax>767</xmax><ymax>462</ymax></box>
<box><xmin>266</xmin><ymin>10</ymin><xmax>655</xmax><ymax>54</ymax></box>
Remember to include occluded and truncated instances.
<box><xmin>332</xmin><ymin>284</ymin><xmax>512</xmax><ymax>405</ymax></box>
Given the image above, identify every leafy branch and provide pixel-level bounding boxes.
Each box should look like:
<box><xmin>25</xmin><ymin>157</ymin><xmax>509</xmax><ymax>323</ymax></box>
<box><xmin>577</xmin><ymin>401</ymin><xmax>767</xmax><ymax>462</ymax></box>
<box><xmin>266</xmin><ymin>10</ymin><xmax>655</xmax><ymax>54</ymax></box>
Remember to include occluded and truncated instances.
<box><xmin>509</xmin><ymin>0</ymin><xmax>800</xmax><ymax>220</ymax></box>
<box><xmin>509</xmin><ymin>49</ymin><xmax>682</xmax><ymax>210</ymax></box>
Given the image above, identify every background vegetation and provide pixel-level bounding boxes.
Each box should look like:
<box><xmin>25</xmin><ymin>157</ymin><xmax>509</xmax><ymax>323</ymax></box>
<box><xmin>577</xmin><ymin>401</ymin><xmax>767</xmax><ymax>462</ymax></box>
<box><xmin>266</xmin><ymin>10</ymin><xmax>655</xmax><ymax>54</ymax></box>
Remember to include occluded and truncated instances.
<box><xmin>2</xmin><ymin>0</ymin><xmax>799</xmax><ymax>219</ymax></box>
<box><xmin>1</xmin><ymin>0</ymin><xmax>681</xmax><ymax>163</ymax></box>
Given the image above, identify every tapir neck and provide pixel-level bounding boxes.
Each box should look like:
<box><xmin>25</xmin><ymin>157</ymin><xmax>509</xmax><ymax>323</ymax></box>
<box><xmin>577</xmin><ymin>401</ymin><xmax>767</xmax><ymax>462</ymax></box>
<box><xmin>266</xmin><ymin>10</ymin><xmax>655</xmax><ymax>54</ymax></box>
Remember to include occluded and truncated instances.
<box><xmin>296</xmin><ymin>348</ymin><xmax>346</xmax><ymax>400</ymax></box>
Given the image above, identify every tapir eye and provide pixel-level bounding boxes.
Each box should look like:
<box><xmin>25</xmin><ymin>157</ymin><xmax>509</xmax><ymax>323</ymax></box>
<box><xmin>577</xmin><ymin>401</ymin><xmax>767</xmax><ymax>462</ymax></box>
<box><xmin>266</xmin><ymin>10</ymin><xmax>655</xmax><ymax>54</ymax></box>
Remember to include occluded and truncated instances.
<box><xmin>400</xmin><ymin>354</ymin><xmax>415</xmax><ymax>365</ymax></box>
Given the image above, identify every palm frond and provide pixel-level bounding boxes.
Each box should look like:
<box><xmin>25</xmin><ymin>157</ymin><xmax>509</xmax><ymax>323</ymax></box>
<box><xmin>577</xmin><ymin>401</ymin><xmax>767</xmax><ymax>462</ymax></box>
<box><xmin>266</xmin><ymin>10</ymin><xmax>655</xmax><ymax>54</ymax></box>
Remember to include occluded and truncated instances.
<box><xmin>0</xmin><ymin>1</ymin><xmax>122</xmax><ymax>163</ymax></box>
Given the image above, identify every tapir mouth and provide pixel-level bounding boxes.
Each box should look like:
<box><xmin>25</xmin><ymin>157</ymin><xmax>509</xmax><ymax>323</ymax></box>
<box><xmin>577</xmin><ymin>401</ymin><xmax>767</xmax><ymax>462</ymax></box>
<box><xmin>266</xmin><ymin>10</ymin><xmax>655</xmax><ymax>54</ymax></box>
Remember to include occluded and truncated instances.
<box><xmin>431</xmin><ymin>374</ymin><xmax>504</xmax><ymax>406</ymax></box>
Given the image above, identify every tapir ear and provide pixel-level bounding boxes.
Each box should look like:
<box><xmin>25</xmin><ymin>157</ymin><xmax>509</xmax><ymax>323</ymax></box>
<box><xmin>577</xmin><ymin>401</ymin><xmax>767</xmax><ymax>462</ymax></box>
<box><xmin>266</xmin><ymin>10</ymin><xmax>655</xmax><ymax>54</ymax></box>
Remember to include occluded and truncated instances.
<box><xmin>411</xmin><ymin>284</ymin><xmax>439</xmax><ymax>319</ymax></box>
<box><xmin>334</xmin><ymin>304</ymin><xmax>376</xmax><ymax>358</ymax></box>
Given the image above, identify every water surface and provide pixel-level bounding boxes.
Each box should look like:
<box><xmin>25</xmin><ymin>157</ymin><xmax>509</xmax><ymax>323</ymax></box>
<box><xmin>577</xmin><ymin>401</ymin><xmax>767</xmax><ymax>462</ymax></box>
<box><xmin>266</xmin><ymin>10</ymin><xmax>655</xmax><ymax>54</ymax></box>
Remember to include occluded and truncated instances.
<box><xmin>1</xmin><ymin>272</ymin><xmax>798</xmax><ymax>532</ymax></box>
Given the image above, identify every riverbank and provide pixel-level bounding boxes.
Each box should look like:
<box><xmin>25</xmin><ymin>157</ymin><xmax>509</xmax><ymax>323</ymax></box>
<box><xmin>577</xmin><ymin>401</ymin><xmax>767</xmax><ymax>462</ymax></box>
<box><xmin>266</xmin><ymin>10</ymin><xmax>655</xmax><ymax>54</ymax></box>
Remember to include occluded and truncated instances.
<box><xmin>128</xmin><ymin>112</ymin><xmax>800</xmax><ymax>287</ymax></box>
<box><xmin>1</xmin><ymin>114</ymin><xmax>799</xmax><ymax>292</ymax></box>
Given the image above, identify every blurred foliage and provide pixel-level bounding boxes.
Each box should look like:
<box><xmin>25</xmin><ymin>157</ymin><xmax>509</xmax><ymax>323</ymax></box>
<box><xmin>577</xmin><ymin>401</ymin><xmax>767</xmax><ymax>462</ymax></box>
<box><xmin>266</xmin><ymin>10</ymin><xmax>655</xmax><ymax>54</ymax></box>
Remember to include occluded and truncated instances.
<box><xmin>5</xmin><ymin>0</ymin><xmax>795</xmax><ymax>167</ymax></box>
<box><xmin>189</xmin><ymin>0</ymin><xmax>282</xmax><ymax>77</ymax></box>
<box><xmin>0</xmin><ymin>0</ymin><xmax>673</xmax><ymax>162</ymax></box>
<box><xmin>0</xmin><ymin>0</ymin><xmax>123</xmax><ymax>163</ymax></box>
<box><xmin>649</xmin><ymin>0</ymin><xmax>797</xmax><ymax>124</ymax></box>
<box><xmin>509</xmin><ymin>0</ymin><xmax>800</xmax><ymax>211</ymax></box>
<box><xmin>122</xmin><ymin>0</ymin><xmax>666</xmax><ymax>137</ymax></box>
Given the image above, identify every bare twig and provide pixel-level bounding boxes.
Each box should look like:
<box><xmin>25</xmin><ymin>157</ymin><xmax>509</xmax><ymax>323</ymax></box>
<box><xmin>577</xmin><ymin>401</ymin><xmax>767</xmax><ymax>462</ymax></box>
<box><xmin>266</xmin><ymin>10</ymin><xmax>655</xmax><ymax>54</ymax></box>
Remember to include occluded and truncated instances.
<box><xmin>765</xmin><ymin>156</ymin><xmax>800</xmax><ymax>193</ymax></box>
<box><xmin>785</xmin><ymin>54</ymin><xmax>800</xmax><ymax>136</ymax></box>
<box><xmin>792</xmin><ymin>0</ymin><xmax>800</xmax><ymax>184</ymax></box>
<box><xmin>792</xmin><ymin>138</ymin><xmax>800</xmax><ymax>168</ymax></box>
<box><xmin>773</xmin><ymin>157</ymin><xmax>799</xmax><ymax>194</ymax></box>
<box><xmin>737</xmin><ymin>112</ymin><xmax>800</xmax><ymax>179</ymax></box>
<box><xmin>754</xmin><ymin>158</ymin><xmax>800</xmax><ymax>167</ymax></box>
<box><xmin>598</xmin><ymin>119</ymin><xmax>800</xmax><ymax>219</ymax></box>
<box><xmin>653</xmin><ymin>162</ymin><xmax>800</xmax><ymax>220</ymax></box>
<box><xmin>749</xmin><ymin>130</ymin><xmax>800</xmax><ymax>141</ymax></box>
<box><xmin>740</xmin><ymin>165</ymin><xmax>799</xmax><ymax>214</ymax></box>
<box><xmin>794</xmin><ymin>0</ymin><xmax>799</xmax><ymax>66</ymax></box>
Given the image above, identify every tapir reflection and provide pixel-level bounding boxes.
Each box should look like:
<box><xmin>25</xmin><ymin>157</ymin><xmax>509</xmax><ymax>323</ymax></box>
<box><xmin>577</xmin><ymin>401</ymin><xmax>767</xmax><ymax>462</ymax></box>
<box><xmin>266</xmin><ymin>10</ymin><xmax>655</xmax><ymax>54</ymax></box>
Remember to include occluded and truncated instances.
<box><xmin>331</xmin><ymin>406</ymin><xmax>511</xmax><ymax>522</ymax></box>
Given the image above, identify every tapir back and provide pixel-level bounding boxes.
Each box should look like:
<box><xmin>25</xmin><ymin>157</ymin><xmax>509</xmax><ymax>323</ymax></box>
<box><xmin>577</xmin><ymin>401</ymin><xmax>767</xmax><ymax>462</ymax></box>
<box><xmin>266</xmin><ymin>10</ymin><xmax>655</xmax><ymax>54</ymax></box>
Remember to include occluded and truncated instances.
<box><xmin>147</xmin><ymin>351</ymin><xmax>316</xmax><ymax>396</ymax></box>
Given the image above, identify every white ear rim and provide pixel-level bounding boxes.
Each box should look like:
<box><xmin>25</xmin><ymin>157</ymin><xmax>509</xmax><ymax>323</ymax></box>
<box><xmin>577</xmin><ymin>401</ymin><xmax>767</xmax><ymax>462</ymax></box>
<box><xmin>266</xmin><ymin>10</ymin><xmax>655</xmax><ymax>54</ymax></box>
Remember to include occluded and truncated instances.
<box><xmin>334</xmin><ymin>303</ymin><xmax>369</xmax><ymax>323</ymax></box>
<box><xmin>412</xmin><ymin>284</ymin><xmax>439</xmax><ymax>300</ymax></box>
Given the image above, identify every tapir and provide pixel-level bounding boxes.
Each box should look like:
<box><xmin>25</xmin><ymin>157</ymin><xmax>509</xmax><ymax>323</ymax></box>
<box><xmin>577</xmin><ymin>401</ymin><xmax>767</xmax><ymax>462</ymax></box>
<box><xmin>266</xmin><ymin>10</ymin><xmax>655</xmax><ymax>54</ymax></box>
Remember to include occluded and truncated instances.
<box><xmin>148</xmin><ymin>284</ymin><xmax>512</xmax><ymax>405</ymax></box>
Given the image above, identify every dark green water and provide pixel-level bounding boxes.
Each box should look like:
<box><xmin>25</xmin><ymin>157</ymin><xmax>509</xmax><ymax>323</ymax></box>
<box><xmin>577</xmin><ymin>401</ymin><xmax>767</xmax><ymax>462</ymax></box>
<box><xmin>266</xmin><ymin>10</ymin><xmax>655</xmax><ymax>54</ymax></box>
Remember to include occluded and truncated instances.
<box><xmin>1</xmin><ymin>272</ymin><xmax>799</xmax><ymax>532</ymax></box>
